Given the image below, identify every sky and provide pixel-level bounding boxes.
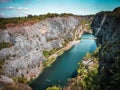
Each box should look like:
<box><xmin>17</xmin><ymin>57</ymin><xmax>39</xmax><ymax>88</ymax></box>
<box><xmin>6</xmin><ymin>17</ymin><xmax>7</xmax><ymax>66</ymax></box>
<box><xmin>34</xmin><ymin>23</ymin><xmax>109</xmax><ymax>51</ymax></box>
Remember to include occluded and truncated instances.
<box><xmin>0</xmin><ymin>0</ymin><xmax>120</xmax><ymax>17</ymax></box>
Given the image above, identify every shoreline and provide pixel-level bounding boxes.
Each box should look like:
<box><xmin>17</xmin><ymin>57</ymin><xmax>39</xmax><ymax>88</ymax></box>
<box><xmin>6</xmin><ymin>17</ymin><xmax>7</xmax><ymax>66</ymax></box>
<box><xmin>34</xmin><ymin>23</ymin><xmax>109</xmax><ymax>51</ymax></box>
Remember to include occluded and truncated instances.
<box><xmin>30</xmin><ymin>40</ymin><xmax>81</xmax><ymax>81</ymax></box>
<box><xmin>29</xmin><ymin>30</ymin><xmax>85</xmax><ymax>82</ymax></box>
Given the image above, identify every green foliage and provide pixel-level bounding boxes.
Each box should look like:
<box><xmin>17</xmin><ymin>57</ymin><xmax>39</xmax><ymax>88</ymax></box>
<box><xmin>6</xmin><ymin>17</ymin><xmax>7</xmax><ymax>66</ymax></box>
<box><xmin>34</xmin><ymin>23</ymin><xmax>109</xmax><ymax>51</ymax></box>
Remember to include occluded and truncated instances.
<box><xmin>43</xmin><ymin>51</ymin><xmax>51</xmax><ymax>58</ymax></box>
<box><xmin>0</xmin><ymin>58</ymin><xmax>5</xmax><ymax>74</ymax></box>
<box><xmin>44</xmin><ymin>48</ymin><xmax>100</xmax><ymax>90</ymax></box>
<box><xmin>86</xmin><ymin>25</ymin><xmax>92</xmax><ymax>30</ymax></box>
<box><xmin>85</xmin><ymin>52</ymin><xmax>91</xmax><ymax>60</ymax></box>
<box><xmin>43</xmin><ymin>49</ymin><xmax>56</xmax><ymax>58</ymax></box>
<box><xmin>46</xmin><ymin>85</ymin><xmax>62</xmax><ymax>90</ymax></box>
<box><xmin>27</xmin><ymin>14</ymin><xmax>33</xmax><ymax>18</ymax></box>
<box><xmin>63</xmin><ymin>38</ymin><xmax>73</xmax><ymax>46</ymax></box>
<box><xmin>113</xmin><ymin>7</ymin><xmax>120</xmax><ymax>12</ymax></box>
<box><xmin>43</xmin><ymin>48</ymin><xmax>62</xmax><ymax>58</ymax></box>
<box><xmin>66</xmin><ymin>48</ymin><xmax>100</xmax><ymax>90</ymax></box>
<box><xmin>13</xmin><ymin>76</ymin><xmax>28</xmax><ymax>84</ymax></box>
<box><xmin>0</xmin><ymin>13</ymin><xmax>76</xmax><ymax>29</ymax></box>
<box><xmin>91</xmin><ymin>47</ymin><xmax>100</xmax><ymax>58</ymax></box>
<box><xmin>98</xmin><ymin>7</ymin><xmax>120</xmax><ymax>18</ymax></box>
<box><xmin>0</xmin><ymin>42</ymin><xmax>13</xmax><ymax>50</ymax></box>
<box><xmin>77</xmin><ymin>61</ymin><xmax>99</xmax><ymax>90</ymax></box>
<box><xmin>95</xmin><ymin>40</ymin><xmax>120</xmax><ymax>90</ymax></box>
<box><xmin>42</xmin><ymin>60</ymin><xmax>48</xmax><ymax>66</ymax></box>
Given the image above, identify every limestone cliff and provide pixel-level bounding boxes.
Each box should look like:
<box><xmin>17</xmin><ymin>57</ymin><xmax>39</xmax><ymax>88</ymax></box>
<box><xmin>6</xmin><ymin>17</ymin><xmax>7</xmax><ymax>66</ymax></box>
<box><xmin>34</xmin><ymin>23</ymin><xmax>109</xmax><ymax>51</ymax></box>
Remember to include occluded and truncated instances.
<box><xmin>92</xmin><ymin>7</ymin><xmax>120</xmax><ymax>89</ymax></box>
<box><xmin>0</xmin><ymin>16</ymin><xmax>86</xmax><ymax>80</ymax></box>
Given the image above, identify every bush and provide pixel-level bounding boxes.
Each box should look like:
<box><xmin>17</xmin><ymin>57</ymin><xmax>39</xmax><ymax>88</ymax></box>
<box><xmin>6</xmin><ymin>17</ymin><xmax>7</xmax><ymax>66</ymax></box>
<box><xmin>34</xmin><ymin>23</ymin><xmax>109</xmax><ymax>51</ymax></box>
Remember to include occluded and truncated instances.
<box><xmin>13</xmin><ymin>76</ymin><xmax>28</xmax><ymax>84</ymax></box>
<box><xmin>0</xmin><ymin>42</ymin><xmax>13</xmax><ymax>50</ymax></box>
<box><xmin>85</xmin><ymin>52</ymin><xmax>91</xmax><ymax>60</ymax></box>
<box><xmin>66</xmin><ymin>48</ymin><xmax>100</xmax><ymax>90</ymax></box>
<box><xmin>0</xmin><ymin>58</ymin><xmax>5</xmax><ymax>74</ymax></box>
<box><xmin>43</xmin><ymin>49</ymin><xmax>60</xmax><ymax>58</ymax></box>
<box><xmin>46</xmin><ymin>85</ymin><xmax>62</xmax><ymax>90</ymax></box>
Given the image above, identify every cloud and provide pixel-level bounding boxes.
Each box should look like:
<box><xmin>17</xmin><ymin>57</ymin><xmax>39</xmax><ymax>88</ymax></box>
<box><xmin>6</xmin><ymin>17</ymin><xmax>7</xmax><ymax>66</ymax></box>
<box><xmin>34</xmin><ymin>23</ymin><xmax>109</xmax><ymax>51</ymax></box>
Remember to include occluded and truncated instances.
<box><xmin>0</xmin><ymin>13</ymin><xmax>5</xmax><ymax>17</ymax></box>
<box><xmin>16</xmin><ymin>7</ymin><xmax>29</xmax><ymax>10</ymax></box>
<box><xmin>0</xmin><ymin>0</ymin><xmax>11</xmax><ymax>3</ymax></box>
<box><xmin>23</xmin><ymin>11</ymin><xmax>29</xmax><ymax>14</ymax></box>
<box><xmin>0</xmin><ymin>6</ymin><xmax>29</xmax><ymax>11</ymax></box>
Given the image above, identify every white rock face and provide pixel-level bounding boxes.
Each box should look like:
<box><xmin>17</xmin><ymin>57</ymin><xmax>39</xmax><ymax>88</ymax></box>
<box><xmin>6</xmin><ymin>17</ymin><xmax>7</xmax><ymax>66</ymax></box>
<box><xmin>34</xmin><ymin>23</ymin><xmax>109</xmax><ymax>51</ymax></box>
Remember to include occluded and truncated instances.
<box><xmin>0</xmin><ymin>75</ymin><xmax>13</xmax><ymax>83</ymax></box>
<box><xmin>0</xmin><ymin>16</ymin><xmax>80</xmax><ymax>79</ymax></box>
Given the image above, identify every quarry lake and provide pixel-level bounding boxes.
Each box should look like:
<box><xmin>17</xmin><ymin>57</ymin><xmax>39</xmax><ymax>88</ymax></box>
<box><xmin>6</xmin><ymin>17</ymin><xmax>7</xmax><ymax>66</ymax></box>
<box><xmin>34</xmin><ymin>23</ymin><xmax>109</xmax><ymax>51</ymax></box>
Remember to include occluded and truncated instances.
<box><xmin>30</xmin><ymin>34</ymin><xmax>97</xmax><ymax>90</ymax></box>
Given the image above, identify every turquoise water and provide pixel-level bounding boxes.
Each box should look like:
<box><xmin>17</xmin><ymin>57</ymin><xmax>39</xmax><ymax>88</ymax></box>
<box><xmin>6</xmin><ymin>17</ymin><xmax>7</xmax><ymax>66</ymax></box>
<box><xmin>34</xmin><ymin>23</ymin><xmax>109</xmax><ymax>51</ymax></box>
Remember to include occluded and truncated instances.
<box><xmin>30</xmin><ymin>34</ymin><xmax>97</xmax><ymax>90</ymax></box>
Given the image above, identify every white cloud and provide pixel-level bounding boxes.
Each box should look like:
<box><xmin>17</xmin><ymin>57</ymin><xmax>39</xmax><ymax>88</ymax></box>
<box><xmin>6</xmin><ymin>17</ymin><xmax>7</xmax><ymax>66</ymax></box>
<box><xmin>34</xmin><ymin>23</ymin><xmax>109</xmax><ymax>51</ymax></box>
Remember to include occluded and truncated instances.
<box><xmin>0</xmin><ymin>13</ymin><xmax>5</xmax><ymax>17</ymax></box>
<box><xmin>23</xmin><ymin>11</ymin><xmax>29</xmax><ymax>14</ymax></box>
<box><xmin>0</xmin><ymin>6</ymin><xmax>29</xmax><ymax>11</ymax></box>
<box><xmin>0</xmin><ymin>13</ymin><xmax>4</xmax><ymax>16</ymax></box>
<box><xmin>7</xmin><ymin>6</ymin><xmax>14</xmax><ymax>9</ymax></box>
<box><xmin>17</xmin><ymin>7</ymin><xmax>29</xmax><ymax>10</ymax></box>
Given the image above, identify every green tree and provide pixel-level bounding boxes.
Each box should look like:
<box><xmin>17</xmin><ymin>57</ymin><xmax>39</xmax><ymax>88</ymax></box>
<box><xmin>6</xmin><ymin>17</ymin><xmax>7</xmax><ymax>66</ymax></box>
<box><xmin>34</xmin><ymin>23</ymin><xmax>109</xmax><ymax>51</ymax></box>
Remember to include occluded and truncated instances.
<box><xmin>46</xmin><ymin>85</ymin><xmax>62</xmax><ymax>90</ymax></box>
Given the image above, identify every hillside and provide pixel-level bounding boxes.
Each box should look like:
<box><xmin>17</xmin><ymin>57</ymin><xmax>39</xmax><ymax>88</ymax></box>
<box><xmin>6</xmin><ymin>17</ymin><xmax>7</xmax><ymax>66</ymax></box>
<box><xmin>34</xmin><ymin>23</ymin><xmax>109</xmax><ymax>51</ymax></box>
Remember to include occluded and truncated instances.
<box><xmin>0</xmin><ymin>14</ymin><xmax>93</xmax><ymax>90</ymax></box>
<box><xmin>62</xmin><ymin>7</ymin><xmax>120</xmax><ymax>90</ymax></box>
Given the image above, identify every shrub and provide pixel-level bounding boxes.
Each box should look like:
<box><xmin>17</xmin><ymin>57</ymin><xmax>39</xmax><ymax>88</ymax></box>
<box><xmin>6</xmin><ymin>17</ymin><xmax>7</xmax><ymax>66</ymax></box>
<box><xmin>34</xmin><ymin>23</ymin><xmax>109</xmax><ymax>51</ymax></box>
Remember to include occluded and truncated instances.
<box><xmin>66</xmin><ymin>47</ymin><xmax>100</xmax><ymax>90</ymax></box>
<box><xmin>46</xmin><ymin>85</ymin><xmax>62</xmax><ymax>90</ymax></box>
<box><xmin>13</xmin><ymin>76</ymin><xmax>28</xmax><ymax>84</ymax></box>
<box><xmin>0</xmin><ymin>58</ymin><xmax>5</xmax><ymax>74</ymax></box>
<box><xmin>3</xmin><ymin>85</ymin><xmax>22</xmax><ymax>90</ymax></box>
<box><xmin>85</xmin><ymin>52</ymin><xmax>91</xmax><ymax>60</ymax></box>
<box><xmin>43</xmin><ymin>49</ymin><xmax>60</xmax><ymax>58</ymax></box>
<box><xmin>0</xmin><ymin>42</ymin><xmax>13</xmax><ymax>50</ymax></box>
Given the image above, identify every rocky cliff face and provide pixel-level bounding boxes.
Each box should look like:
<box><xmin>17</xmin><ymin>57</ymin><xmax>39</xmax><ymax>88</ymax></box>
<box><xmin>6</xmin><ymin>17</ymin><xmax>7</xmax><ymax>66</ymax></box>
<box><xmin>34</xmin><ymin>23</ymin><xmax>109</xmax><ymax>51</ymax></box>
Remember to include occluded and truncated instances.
<box><xmin>0</xmin><ymin>16</ymin><xmax>84</xmax><ymax>80</ymax></box>
<box><xmin>92</xmin><ymin>7</ymin><xmax>120</xmax><ymax>89</ymax></box>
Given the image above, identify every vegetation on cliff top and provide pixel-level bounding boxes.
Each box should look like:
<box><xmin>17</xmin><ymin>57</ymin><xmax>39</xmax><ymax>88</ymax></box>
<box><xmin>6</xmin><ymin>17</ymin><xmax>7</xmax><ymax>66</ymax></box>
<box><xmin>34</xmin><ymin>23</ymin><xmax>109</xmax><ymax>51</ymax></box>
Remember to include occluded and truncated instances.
<box><xmin>0</xmin><ymin>13</ymin><xmax>75</xmax><ymax>29</ymax></box>
<box><xmin>0</xmin><ymin>13</ymin><xmax>94</xmax><ymax>29</ymax></box>
<box><xmin>97</xmin><ymin>7</ymin><xmax>120</xmax><ymax>18</ymax></box>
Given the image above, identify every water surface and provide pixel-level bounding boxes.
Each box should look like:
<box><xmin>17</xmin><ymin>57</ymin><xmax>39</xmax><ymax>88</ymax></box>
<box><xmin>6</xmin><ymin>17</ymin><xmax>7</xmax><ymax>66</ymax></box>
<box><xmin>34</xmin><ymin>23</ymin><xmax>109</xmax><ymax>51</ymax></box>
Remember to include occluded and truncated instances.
<box><xmin>30</xmin><ymin>34</ymin><xmax>97</xmax><ymax>90</ymax></box>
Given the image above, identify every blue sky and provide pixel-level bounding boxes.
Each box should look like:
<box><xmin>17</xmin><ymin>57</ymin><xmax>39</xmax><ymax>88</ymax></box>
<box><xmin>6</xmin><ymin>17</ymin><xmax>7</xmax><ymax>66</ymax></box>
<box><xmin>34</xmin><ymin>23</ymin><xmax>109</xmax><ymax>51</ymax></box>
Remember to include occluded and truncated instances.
<box><xmin>0</xmin><ymin>0</ymin><xmax>120</xmax><ymax>17</ymax></box>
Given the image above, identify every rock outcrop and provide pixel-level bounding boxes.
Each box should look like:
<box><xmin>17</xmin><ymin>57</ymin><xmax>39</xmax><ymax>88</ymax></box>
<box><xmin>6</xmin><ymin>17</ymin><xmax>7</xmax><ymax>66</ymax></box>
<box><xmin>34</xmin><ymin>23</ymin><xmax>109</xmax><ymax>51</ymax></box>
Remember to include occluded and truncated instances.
<box><xmin>0</xmin><ymin>75</ymin><xmax>32</xmax><ymax>90</ymax></box>
<box><xmin>0</xmin><ymin>16</ymin><xmax>86</xmax><ymax>80</ymax></box>
<box><xmin>92</xmin><ymin>7</ymin><xmax>120</xmax><ymax>89</ymax></box>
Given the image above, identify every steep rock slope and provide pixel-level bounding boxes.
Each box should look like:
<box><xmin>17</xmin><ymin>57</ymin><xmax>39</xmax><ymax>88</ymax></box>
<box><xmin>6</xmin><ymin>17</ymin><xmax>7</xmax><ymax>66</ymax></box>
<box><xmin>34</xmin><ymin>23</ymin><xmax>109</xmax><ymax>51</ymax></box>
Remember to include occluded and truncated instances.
<box><xmin>0</xmin><ymin>16</ymin><xmax>83</xmax><ymax>80</ymax></box>
<box><xmin>92</xmin><ymin>7</ymin><xmax>120</xmax><ymax>89</ymax></box>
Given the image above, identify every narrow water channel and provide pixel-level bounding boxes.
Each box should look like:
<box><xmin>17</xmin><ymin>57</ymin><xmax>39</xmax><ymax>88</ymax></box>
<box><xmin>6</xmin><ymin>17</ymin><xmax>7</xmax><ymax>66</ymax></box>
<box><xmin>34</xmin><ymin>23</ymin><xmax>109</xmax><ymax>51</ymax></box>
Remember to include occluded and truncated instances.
<box><xmin>30</xmin><ymin>34</ymin><xmax>97</xmax><ymax>90</ymax></box>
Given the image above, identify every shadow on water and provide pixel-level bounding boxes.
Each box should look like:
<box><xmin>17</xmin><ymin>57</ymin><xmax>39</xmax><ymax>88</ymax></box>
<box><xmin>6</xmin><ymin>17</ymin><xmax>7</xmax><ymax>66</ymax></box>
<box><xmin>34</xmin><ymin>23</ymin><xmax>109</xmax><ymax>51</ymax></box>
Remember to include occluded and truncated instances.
<box><xmin>71</xmin><ymin>70</ymin><xmax>78</xmax><ymax>78</ymax></box>
<box><xmin>30</xmin><ymin>34</ymin><xmax>97</xmax><ymax>90</ymax></box>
